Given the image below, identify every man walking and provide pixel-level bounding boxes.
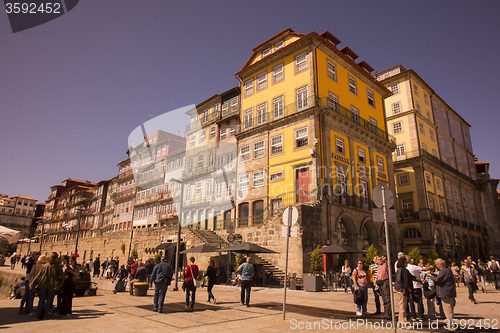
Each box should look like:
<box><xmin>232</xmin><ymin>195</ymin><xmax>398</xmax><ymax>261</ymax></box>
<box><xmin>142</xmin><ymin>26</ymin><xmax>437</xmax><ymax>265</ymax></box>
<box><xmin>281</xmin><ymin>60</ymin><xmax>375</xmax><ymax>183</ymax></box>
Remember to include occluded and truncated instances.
<box><xmin>237</xmin><ymin>257</ymin><xmax>254</xmax><ymax>307</ymax></box>
<box><xmin>428</xmin><ymin>259</ymin><xmax>456</xmax><ymax>331</ymax></box>
<box><xmin>150</xmin><ymin>255</ymin><xmax>173</xmax><ymax>313</ymax></box>
<box><xmin>488</xmin><ymin>256</ymin><xmax>500</xmax><ymax>290</ymax></box>
<box><xmin>93</xmin><ymin>256</ymin><xmax>101</xmax><ymax>278</ymax></box>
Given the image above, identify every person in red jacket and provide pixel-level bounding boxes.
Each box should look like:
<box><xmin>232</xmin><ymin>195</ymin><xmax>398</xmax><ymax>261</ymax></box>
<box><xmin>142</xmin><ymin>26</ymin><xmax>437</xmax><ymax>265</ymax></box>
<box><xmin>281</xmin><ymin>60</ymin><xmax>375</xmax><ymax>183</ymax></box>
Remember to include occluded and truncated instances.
<box><xmin>184</xmin><ymin>257</ymin><xmax>199</xmax><ymax>311</ymax></box>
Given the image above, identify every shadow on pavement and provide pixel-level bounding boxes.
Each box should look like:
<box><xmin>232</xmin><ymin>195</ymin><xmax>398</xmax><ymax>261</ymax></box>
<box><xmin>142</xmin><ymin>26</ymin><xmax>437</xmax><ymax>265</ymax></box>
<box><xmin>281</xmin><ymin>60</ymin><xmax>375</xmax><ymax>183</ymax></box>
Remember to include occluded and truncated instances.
<box><xmin>0</xmin><ymin>305</ymin><xmax>110</xmax><ymax>327</ymax></box>
<box><xmin>138</xmin><ymin>302</ymin><xmax>221</xmax><ymax>314</ymax></box>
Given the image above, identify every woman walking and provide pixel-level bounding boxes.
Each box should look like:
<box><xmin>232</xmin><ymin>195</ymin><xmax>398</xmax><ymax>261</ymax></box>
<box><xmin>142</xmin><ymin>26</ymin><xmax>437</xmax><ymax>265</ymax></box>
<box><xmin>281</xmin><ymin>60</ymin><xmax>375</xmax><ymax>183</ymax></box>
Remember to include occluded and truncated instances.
<box><xmin>60</xmin><ymin>256</ymin><xmax>78</xmax><ymax>316</ymax></box>
<box><xmin>30</xmin><ymin>252</ymin><xmax>64</xmax><ymax>320</ymax></box>
<box><xmin>184</xmin><ymin>257</ymin><xmax>199</xmax><ymax>311</ymax></box>
<box><xmin>477</xmin><ymin>259</ymin><xmax>488</xmax><ymax>293</ymax></box>
<box><xmin>204</xmin><ymin>259</ymin><xmax>217</xmax><ymax>304</ymax></box>
<box><xmin>460</xmin><ymin>259</ymin><xmax>478</xmax><ymax>304</ymax></box>
<box><xmin>352</xmin><ymin>259</ymin><xmax>369</xmax><ymax>316</ymax></box>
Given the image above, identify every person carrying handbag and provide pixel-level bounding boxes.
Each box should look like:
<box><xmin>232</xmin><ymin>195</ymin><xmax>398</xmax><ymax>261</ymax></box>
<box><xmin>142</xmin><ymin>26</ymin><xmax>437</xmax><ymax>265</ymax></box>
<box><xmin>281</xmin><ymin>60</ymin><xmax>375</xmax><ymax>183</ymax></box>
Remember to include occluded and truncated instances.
<box><xmin>460</xmin><ymin>259</ymin><xmax>478</xmax><ymax>304</ymax></box>
<box><xmin>184</xmin><ymin>257</ymin><xmax>199</xmax><ymax>311</ymax></box>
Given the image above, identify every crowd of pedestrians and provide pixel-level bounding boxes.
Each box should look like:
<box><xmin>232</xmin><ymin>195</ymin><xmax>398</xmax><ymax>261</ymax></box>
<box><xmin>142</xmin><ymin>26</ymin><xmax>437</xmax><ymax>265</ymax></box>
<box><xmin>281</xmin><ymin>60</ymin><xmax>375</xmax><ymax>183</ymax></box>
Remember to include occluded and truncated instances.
<box><xmin>343</xmin><ymin>252</ymin><xmax>500</xmax><ymax>331</ymax></box>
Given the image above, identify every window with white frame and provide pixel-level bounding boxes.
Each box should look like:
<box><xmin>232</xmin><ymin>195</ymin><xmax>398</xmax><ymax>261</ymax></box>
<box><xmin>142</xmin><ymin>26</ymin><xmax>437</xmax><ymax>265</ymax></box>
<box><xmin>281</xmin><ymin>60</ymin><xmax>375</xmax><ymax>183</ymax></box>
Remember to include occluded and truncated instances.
<box><xmin>393</xmin><ymin>122</ymin><xmax>403</xmax><ymax>134</ymax></box>
<box><xmin>429</xmin><ymin>196</ymin><xmax>435</xmax><ymax>210</ymax></box>
<box><xmin>419</xmin><ymin>121</ymin><xmax>425</xmax><ymax>135</ymax></box>
<box><xmin>395</xmin><ymin>143</ymin><xmax>405</xmax><ymax>157</ymax></box>
<box><xmin>337</xmin><ymin>171</ymin><xmax>346</xmax><ymax>195</ymax></box>
<box><xmin>197</xmin><ymin>154</ymin><xmax>204</xmax><ymax>169</ymax></box>
<box><xmin>240</xmin><ymin>145</ymin><xmax>250</xmax><ymax>162</ymax></box>
<box><xmin>216</xmin><ymin>155</ymin><xmax>224</xmax><ymax>170</ymax></box>
<box><xmin>195</xmin><ymin>181</ymin><xmax>202</xmax><ymax>195</ymax></box>
<box><xmin>422</xmin><ymin>142</ymin><xmax>427</xmax><ymax>151</ymax></box>
<box><xmin>244</xmin><ymin>78</ymin><xmax>254</xmax><ymax>97</ymax></box>
<box><xmin>199</xmin><ymin>130</ymin><xmax>205</xmax><ymax>143</ymax></box>
<box><xmin>424</xmin><ymin>93</ymin><xmax>429</xmax><ymax>105</ymax></box>
<box><xmin>253</xmin><ymin>171</ymin><xmax>264</xmax><ymax>188</ymax></box>
<box><xmin>187</xmin><ymin>157</ymin><xmax>193</xmax><ymax>173</ymax></box>
<box><xmin>273</xmin><ymin>95</ymin><xmax>284</xmax><ymax>119</ymax></box>
<box><xmin>389</xmin><ymin>83</ymin><xmax>399</xmax><ymax>94</ymax></box>
<box><xmin>270</xmin><ymin>171</ymin><xmax>283</xmax><ymax>181</ymax></box>
<box><xmin>220</xmin><ymin>127</ymin><xmax>227</xmax><ymax>140</ymax></box>
<box><xmin>229</xmin><ymin>125</ymin><xmax>236</xmax><ymax>137</ymax></box>
<box><xmin>262</xmin><ymin>47</ymin><xmax>271</xmax><ymax>57</ymax></box>
<box><xmin>254</xmin><ymin>140</ymin><xmax>265</xmax><ymax>159</ymax></box>
<box><xmin>271</xmin><ymin>135</ymin><xmax>283</xmax><ymax>155</ymax></box>
<box><xmin>328</xmin><ymin>91</ymin><xmax>339</xmax><ymax>110</ymax></box>
<box><xmin>213</xmin><ymin>103</ymin><xmax>219</xmax><ymax>115</ymax></box>
<box><xmin>239</xmin><ymin>174</ymin><xmax>250</xmax><ymax>190</ymax></box>
<box><xmin>273</xmin><ymin>63</ymin><xmax>284</xmax><ymax>83</ymax></box>
<box><xmin>208</xmin><ymin>150</ymin><xmax>214</xmax><ymax>166</ymax></box>
<box><xmin>295</xmin><ymin>127</ymin><xmax>308</xmax><ymax>148</ymax></box>
<box><xmin>377</xmin><ymin>156</ymin><xmax>385</xmax><ymax>172</ymax></box>
<box><xmin>335</xmin><ymin>137</ymin><xmax>345</xmax><ymax>155</ymax></box>
<box><xmin>243</xmin><ymin>109</ymin><xmax>253</xmax><ymax>130</ymax></box>
<box><xmin>209</xmin><ymin>126</ymin><xmax>216</xmax><ymax>139</ymax></box>
<box><xmin>203</xmin><ymin>109</ymin><xmax>208</xmax><ymax>122</ymax></box>
<box><xmin>427</xmin><ymin>111</ymin><xmax>431</xmax><ymax>120</ymax></box>
<box><xmin>432</xmin><ymin>149</ymin><xmax>438</xmax><ymax>157</ymax></box>
<box><xmin>185</xmin><ymin>185</ymin><xmax>191</xmax><ymax>203</ymax></box>
<box><xmin>436</xmin><ymin>179</ymin><xmax>442</xmax><ymax>191</ymax></box>
<box><xmin>367</xmin><ymin>89</ymin><xmax>375</xmax><ymax>107</ymax></box>
<box><xmin>348</xmin><ymin>74</ymin><xmax>357</xmax><ymax>95</ymax></box>
<box><xmin>398</xmin><ymin>173</ymin><xmax>410</xmax><ymax>185</ymax></box>
<box><xmin>256</xmin><ymin>103</ymin><xmax>267</xmax><ymax>125</ymax></box>
<box><xmin>275</xmin><ymin>40</ymin><xmax>284</xmax><ymax>50</ymax></box>
<box><xmin>295</xmin><ymin>52</ymin><xmax>307</xmax><ymax>72</ymax></box>
<box><xmin>350</xmin><ymin>105</ymin><xmax>360</xmax><ymax>124</ymax></box>
<box><xmin>221</xmin><ymin>101</ymin><xmax>228</xmax><ymax>116</ymax></box>
<box><xmin>230</xmin><ymin>97</ymin><xmax>238</xmax><ymax>112</ymax></box>
<box><xmin>190</xmin><ymin>135</ymin><xmax>196</xmax><ymax>147</ymax></box>
<box><xmin>327</xmin><ymin>60</ymin><xmax>337</xmax><ymax>81</ymax></box>
<box><xmin>257</xmin><ymin>72</ymin><xmax>267</xmax><ymax>91</ymax></box>
<box><xmin>358</xmin><ymin>147</ymin><xmax>366</xmax><ymax>164</ymax></box>
<box><xmin>429</xmin><ymin>129</ymin><xmax>435</xmax><ymax>141</ymax></box>
<box><xmin>416</xmin><ymin>102</ymin><xmax>421</xmax><ymax>112</ymax></box>
<box><xmin>215</xmin><ymin>182</ymin><xmax>223</xmax><ymax>199</ymax></box>
<box><xmin>226</xmin><ymin>152</ymin><xmax>234</xmax><ymax>169</ymax></box>
<box><xmin>296</xmin><ymin>86</ymin><xmax>309</xmax><ymax>109</ymax></box>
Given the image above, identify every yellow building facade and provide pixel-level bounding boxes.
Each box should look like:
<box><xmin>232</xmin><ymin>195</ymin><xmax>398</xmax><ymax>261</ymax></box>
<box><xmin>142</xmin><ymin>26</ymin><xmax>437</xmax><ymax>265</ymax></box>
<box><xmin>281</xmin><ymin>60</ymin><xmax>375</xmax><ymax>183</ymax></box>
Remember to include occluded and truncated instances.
<box><xmin>376</xmin><ymin>65</ymin><xmax>487</xmax><ymax>259</ymax></box>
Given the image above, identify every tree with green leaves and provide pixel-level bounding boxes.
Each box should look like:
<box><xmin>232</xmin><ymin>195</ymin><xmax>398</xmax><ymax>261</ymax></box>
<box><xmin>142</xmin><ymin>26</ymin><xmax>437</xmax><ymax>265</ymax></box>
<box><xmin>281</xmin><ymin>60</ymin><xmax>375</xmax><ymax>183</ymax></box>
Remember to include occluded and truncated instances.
<box><xmin>234</xmin><ymin>253</ymin><xmax>245</xmax><ymax>271</ymax></box>
<box><xmin>153</xmin><ymin>252</ymin><xmax>162</xmax><ymax>265</ymax></box>
<box><xmin>121</xmin><ymin>243</ymin><xmax>126</xmax><ymax>255</ymax></box>
<box><xmin>363</xmin><ymin>244</ymin><xmax>378</xmax><ymax>269</ymax></box>
<box><xmin>408</xmin><ymin>247</ymin><xmax>422</xmax><ymax>263</ymax></box>
<box><xmin>427</xmin><ymin>249</ymin><xmax>439</xmax><ymax>264</ymax></box>
<box><xmin>131</xmin><ymin>249</ymin><xmax>138</xmax><ymax>258</ymax></box>
<box><xmin>310</xmin><ymin>246</ymin><xmax>324</xmax><ymax>275</ymax></box>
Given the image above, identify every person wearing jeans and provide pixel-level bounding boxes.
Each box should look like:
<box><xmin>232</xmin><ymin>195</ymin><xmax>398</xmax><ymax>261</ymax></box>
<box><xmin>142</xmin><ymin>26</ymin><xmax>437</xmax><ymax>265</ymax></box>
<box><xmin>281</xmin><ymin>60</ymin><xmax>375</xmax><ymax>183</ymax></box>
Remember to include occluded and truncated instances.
<box><xmin>29</xmin><ymin>252</ymin><xmax>64</xmax><ymax>320</ymax></box>
<box><xmin>184</xmin><ymin>257</ymin><xmax>199</xmax><ymax>311</ymax></box>
<box><xmin>352</xmin><ymin>260</ymin><xmax>369</xmax><ymax>316</ymax></box>
<box><xmin>376</xmin><ymin>257</ymin><xmax>392</xmax><ymax>320</ymax></box>
<box><xmin>237</xmin><ymin>257</ymin><xmax>254</xmax><ymax>307</ymax></box>
<box><xmin>428</xmin><ymin>259</ymin><xmax>457</xmax><ymax>330</ymax></box>
<box><xmin>150</xmin><ymin>256</ymin><xmax>173</xmax><ymax>313</ymax></box>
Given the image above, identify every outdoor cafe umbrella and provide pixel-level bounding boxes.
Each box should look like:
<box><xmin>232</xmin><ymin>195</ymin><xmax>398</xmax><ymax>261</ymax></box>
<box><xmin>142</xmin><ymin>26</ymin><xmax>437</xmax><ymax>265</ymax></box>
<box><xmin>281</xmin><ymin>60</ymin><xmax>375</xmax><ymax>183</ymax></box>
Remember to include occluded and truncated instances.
<box><xmin>0</xmin><ymin>225</ymin><xmax>21</xmax><ymax>244</ymax></box>
<box><xmin>217</xmin><ymin>242</ymin><xmax>278</xmax><ymax>254</ymax></box>
<box><xmin>180</xmin><ymin>244</ymin><xmax>218</xmax><ymax>254</ymax></box>
<box><xmin>320</xmin><ymin>243</ymin><xmax>364</xmax><ymax>254</ymax></box>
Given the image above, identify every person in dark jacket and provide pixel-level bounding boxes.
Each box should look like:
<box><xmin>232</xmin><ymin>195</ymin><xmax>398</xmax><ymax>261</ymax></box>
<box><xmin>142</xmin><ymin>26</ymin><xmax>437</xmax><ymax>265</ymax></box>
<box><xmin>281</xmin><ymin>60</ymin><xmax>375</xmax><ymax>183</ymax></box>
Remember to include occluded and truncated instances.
<box><xmin>144</xmin><ymin>258</ymin><xmax>155</xmax><ymax>283</ymax></box>
<box><xmin>93</xmin><ymin>256</ymin><xmax>101</xmax><ymax>278</ymax></box>
<box><xmin>129</xmin><ymin>262</ymin><xmax>148</xmax><ymax>294</ymax></box>
<box><xmin>395</xmin><ymin>257</ymin><xmax>416</xmax><ymax>324</ymax></box>
<box><xmin>150</xmin><ymin>256</ymin><xmax>173</xmax><ymax>313</ymax></box>
<box><xmin>204</xmin><ymin>259</ymin><xmax>217</xmax><ymax>304</ymax></box>
<box><xmin>428</xmin><ymin>258</ymin><xmax>457</xmax><ymax>328</ymax></box>
<box><xmin>460</xmin><ymin>259</ymin><xmax>478</xmax><ymax>304</ymax></box>
<box><xmin>112</xmin><ymin>265</ymin><xmax>128</xmax><ymax>293</ymax></box>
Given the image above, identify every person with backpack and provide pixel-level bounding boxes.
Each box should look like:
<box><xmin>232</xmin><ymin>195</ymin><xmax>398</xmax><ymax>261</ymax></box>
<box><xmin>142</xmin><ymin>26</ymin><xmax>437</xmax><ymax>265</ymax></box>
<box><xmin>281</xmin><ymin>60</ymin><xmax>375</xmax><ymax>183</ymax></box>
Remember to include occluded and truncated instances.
<box><xmin>488</xmin><ymin>255</ymin><xmax>500</xmax><ymax>290</ymax></box>
<box><xmin>150</xmin><ymin>255</ymin><xmax>173</xmax><ymax>313</ymax></box>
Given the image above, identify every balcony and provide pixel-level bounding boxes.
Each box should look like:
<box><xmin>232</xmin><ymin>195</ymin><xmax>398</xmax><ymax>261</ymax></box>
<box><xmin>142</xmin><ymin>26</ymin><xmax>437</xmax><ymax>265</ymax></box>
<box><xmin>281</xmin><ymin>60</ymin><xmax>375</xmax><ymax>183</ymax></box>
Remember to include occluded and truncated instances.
<box><xmin>219</xmin><ymin>106</ymin><xmax>239</xmax><ymax>122</ymax></box>
<box><xmin>119</xmin><ymin>169</ymin><xmax>133</xmax><ymax>180</ymax></box>
<box><xmin>112</xmin><ymin>188</ymin><xmax>136</xmax><ymax>201</ymax></box>
<box><xmin>399</xmin><ymin>211</ymin><xmax>420</xmax><ymax>221</ymax></box>
<box><xmin>157</xmin><ymin>210</ymin><xmax>177</xmax><ymax>220</ymax></box>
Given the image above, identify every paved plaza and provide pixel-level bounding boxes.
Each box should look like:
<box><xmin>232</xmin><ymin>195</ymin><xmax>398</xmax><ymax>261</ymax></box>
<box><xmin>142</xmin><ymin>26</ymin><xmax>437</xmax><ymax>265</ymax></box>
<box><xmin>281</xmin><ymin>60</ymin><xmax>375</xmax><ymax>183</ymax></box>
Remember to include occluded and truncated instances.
<box><xmin>1</xmin><ymin>265</ymin><xmax>499</xmax><ymax>332</ymax></box>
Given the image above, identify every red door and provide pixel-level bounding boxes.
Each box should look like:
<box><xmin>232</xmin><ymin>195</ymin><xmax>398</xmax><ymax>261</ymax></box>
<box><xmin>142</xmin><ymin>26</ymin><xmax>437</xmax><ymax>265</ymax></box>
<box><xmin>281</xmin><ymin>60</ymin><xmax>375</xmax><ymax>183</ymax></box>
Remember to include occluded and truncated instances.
<box><xmin>296</xmin><ymin>168</ymin><xmax>309</xmax><ymax>203</ymax></box>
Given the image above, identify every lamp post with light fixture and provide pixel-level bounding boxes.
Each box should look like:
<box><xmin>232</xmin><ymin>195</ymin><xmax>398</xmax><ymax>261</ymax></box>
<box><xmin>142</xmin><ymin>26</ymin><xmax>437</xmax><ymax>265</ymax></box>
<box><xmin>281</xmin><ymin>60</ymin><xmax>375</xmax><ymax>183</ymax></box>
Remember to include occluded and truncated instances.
<box><xmin>169</xmin><ymin>178</ymin><xmax>184</xmax><ymax>291</ymax></box>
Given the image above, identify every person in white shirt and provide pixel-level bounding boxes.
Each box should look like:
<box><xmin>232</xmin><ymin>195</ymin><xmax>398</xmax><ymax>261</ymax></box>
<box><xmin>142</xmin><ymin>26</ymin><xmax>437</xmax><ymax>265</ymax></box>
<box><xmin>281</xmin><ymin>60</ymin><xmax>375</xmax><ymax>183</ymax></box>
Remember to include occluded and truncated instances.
<box><xmin>407</xmin><ymin>256</ymin><xmax>424</xmax><ymax>321</ymax></box>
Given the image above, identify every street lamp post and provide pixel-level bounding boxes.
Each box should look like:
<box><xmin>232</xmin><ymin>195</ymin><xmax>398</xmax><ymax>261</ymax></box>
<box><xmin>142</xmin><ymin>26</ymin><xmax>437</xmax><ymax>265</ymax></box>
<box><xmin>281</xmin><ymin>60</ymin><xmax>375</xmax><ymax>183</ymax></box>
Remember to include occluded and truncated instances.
<box><xmin>170</xmin><ymin>178</ymin><xmax>184</xmax><ymax>291</ymax></box>
<box><xmin>75</xmin><ymin>208</ymin><xmax>85</xmax><ymax>257</ymax></box>
<box><xmin>39</xmin><ymin>222</ymin><xmax>44</xmax><ymax>252</ymax></box>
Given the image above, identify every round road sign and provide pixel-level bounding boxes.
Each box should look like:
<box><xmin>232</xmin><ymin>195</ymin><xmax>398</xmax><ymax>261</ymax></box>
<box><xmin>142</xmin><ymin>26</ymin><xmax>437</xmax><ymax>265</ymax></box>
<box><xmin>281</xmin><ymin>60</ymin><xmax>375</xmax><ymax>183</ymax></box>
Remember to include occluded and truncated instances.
<box><xmin>282</xmin><ymin>206</ymin><xmax>299</xmax><ymax>226</ymax></box>
<box><xmin>372</xmin><ymin>185</ymin><xmax>395</xmax><ymax>208</ymax></box>
<box><xmin>227</xmin><ymin>234</ymin><xmax>235</xmax><ymax>243</ymax></box>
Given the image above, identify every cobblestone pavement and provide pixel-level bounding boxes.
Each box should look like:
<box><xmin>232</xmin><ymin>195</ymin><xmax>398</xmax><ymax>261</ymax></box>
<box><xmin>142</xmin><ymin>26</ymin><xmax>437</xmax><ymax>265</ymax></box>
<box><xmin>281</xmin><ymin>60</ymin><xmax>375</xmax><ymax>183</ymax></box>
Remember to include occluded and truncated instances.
<box><xmin>1</xmin><ymin>265</ymin><xmax>499</xmax><ymax>333</ymax></box>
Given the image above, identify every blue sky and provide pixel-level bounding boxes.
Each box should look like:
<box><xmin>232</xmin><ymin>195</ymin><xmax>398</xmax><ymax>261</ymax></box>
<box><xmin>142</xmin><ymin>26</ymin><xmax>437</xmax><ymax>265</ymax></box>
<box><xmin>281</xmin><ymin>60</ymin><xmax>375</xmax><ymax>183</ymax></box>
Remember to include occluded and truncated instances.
<box><xmin>1</xmin><ymin>0</ymin><xmax>499</xmax><ymax>202</ymax></box>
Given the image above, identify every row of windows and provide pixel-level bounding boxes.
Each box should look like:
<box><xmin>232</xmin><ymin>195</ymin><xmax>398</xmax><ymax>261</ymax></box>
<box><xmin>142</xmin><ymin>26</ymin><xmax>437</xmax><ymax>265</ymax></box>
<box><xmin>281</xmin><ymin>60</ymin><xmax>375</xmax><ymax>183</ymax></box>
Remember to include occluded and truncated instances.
<box><xmin>334</xmin><ymin>136</ymin><xmax>386</xmax><ymax>172</ymax></box>
<box><xmin>239</xmin><ymin>127</ymin><xmax>308</xmax><ymax>162</ymax></box>
<box><xmin>189</xmin><ymin>124</ymin><xmax>238</xmax><ymax>147</ymax></box>
<box><xmin>186</xmin><ymin>151</ymin><xmax>235</xmax><ymax>173</ymax></box>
